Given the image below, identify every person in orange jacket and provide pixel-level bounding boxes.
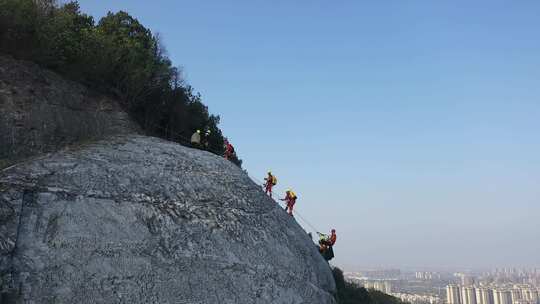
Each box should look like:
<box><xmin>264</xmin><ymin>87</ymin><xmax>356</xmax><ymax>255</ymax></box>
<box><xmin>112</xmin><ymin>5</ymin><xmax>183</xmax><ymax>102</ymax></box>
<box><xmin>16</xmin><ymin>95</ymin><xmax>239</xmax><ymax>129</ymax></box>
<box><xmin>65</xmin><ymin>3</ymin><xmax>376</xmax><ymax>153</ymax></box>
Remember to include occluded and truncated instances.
<box><xmin>263</xmin><ymin>171</ymin><xmax>277</xmax><ymax>197</ymax></box>
<box><xmin>280</xmin><ymin>189</ymin><xmax>297</xmax><ymax>216</ymax></box>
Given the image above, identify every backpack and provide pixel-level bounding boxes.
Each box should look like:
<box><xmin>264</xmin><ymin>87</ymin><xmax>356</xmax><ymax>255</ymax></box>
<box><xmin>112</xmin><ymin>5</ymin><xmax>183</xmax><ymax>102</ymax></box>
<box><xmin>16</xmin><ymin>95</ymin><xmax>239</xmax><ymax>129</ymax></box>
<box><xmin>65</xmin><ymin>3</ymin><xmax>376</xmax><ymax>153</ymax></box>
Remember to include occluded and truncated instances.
<box><xmin>290</xmin><ymin>191</ymin><xmax>297</xmax><ymax>199</ymax></box>
<box><xmin>271</xmin><ymin>176</ymin><xmax>277</xmax><ymax>186</ymax></box>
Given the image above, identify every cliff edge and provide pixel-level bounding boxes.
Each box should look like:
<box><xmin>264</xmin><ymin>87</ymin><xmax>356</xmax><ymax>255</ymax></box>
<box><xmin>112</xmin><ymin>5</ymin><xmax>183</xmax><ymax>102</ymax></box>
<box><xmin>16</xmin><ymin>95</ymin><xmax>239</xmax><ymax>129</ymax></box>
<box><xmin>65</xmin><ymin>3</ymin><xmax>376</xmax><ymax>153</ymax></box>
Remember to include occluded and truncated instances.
<box><xmin>0</xmin><ymin>135</ymin><xmax>336</xmax><ymax>303</ymax></box>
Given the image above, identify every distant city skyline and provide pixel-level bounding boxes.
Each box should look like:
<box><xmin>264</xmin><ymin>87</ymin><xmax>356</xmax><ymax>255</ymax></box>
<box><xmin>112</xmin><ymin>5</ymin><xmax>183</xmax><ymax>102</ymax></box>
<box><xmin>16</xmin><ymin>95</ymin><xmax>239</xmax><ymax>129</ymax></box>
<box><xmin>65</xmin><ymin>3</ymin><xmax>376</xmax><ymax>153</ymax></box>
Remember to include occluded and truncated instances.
<box><xmin>77</xmin><ymin>0</ymin><xmax>540</xmax><ymax>269</ymax></box>
<box><xmin>346</xmin><ymin>266</ymin><xmax>540</xmax><ymax>304</ymax></box>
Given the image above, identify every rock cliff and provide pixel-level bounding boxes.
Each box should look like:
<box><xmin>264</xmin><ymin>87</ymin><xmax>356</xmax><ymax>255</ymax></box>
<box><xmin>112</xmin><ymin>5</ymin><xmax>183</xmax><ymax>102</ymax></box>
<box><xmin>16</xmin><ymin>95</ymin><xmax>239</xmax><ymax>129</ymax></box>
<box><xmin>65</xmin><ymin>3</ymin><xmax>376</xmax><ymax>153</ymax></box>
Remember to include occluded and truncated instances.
<box><xmin>0</xmin><ymin>55</ymin><xmax>139</xmax><ymax>169</ymax></box>
<box><xmin>0</xmin><ymin>135</ymin><xmax>336</xmax><ymax>303</ymax></box>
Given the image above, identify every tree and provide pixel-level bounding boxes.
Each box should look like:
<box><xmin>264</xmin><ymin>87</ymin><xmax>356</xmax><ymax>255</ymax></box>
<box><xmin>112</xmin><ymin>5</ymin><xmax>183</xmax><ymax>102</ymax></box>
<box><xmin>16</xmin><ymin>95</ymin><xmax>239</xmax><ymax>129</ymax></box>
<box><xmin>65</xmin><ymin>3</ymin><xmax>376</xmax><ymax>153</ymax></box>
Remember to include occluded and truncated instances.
<box><xmin>95</xmin><ymin>11</ymin><xmax>158</xmax><ymax>103</ymax></box>
<box><xmin>37</xmin><ymin>1</ymin><xmax>95</xmax><ymax>73</ymax></box>
<box><xmin>333</xmin><ymin>267</ymin><xmax>372</xmax><ymax>304</ymax></box>
<box><xmin>332</xmin><ymin>267</ymin><xmax>407</xmax><ymax>304</ymax></box>
<box><xmin>0</xmin><ymin>0</ymin><xmax>242</xmax><ymax>167</ymax></box>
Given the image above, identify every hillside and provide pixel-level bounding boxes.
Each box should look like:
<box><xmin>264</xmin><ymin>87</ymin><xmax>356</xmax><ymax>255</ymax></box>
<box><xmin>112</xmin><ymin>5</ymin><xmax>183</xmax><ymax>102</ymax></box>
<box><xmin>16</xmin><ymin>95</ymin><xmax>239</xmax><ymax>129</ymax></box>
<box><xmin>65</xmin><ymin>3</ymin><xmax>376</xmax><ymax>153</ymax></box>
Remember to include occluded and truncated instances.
<box><xmin>0</xmin><ymin>55</ymin><xmax>139</xmax><ymax>169</ymax></box>
<box><xmin>0</xmin><ymin>0</ymin><xmax>242</xmax><ymax>166</ymax></box>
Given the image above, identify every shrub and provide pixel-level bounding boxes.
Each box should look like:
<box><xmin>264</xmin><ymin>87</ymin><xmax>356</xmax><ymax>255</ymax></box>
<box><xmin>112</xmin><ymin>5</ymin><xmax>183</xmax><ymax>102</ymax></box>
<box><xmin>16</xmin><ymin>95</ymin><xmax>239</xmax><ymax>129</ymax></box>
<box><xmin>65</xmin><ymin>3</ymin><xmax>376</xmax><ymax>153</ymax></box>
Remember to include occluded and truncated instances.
<box><xmin>0</xmin><ymin>0</ymin><xmax>241</xmax><ymax>166</ymax></box>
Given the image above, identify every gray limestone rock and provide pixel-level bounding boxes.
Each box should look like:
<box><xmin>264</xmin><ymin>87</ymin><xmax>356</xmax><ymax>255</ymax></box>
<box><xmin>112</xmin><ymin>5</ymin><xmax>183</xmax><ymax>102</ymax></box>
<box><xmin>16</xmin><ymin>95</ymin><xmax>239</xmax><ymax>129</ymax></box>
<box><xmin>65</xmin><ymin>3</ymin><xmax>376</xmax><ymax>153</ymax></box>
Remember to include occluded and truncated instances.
<box><xmin>0</xmin><ymin>136</ymin><xmax>335</xmax><ymax>303</ymax></box>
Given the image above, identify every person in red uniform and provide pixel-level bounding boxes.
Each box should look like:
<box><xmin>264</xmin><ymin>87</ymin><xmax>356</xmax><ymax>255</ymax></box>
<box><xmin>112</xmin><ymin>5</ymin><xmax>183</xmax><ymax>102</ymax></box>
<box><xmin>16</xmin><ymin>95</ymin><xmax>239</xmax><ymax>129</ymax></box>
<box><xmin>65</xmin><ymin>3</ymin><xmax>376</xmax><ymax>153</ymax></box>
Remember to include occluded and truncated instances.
<box><xmin>224</xmin><ymin>139</ymin><xmax>235</xmax><ymax>160</ymax></box>
<box><xmin>318</xmin><ymin>229</ymin><xmax>337</xmax><ymax>261</ymax></box>
<box><xmin>318</xmin><ymin>229</ymin><xmax>337</xmax><ymax>248</ymax></box>
<box><xmin>280</xmin><ymin>189</ymin><xmax>297</xmax><ymax>216</ymax></box>
<box><xmin>328</xmin><ymin>229</ymin><xmax>337</xmax><ymax>246</ymax></box>
<box><xmin>264</xmin><ymin>171</ymin><xmax>277</xmax><ymax>197</ymax></box>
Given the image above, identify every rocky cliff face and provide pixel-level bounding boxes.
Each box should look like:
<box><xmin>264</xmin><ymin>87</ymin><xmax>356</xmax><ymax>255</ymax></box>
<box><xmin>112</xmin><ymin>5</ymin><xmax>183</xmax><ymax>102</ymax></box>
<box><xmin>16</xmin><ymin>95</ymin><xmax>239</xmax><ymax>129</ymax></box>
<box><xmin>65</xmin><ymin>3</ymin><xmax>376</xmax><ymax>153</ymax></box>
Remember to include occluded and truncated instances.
<box><xmin>0</xmin><ymin>55</ymin><xmax>139</xmax><ymax>169</ymax></box>
<box><xmin>0</xmin><ymin>135</ymin><xmax>336</xmax><ymax>303</ymax></box>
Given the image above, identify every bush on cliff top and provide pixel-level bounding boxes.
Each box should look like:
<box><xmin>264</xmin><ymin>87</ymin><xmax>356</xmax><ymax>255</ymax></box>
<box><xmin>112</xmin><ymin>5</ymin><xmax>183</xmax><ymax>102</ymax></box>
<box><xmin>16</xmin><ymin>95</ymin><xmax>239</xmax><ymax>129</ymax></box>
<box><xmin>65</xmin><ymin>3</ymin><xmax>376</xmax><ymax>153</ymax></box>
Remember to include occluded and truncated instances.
<box><xmin>0</xmin><ymin>0</ymin><xmax>242</xmax><ymax>166</ymax></box>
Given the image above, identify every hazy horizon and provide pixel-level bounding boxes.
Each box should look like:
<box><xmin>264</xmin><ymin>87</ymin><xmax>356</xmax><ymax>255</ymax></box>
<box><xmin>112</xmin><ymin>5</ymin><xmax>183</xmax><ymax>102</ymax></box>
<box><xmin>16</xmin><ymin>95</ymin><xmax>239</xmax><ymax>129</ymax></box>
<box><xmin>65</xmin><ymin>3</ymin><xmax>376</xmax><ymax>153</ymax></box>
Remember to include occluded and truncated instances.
<box><xmin>78</xmin><ymin>0</ymin><xmax>540</xmax><ymax>270</ymax></box>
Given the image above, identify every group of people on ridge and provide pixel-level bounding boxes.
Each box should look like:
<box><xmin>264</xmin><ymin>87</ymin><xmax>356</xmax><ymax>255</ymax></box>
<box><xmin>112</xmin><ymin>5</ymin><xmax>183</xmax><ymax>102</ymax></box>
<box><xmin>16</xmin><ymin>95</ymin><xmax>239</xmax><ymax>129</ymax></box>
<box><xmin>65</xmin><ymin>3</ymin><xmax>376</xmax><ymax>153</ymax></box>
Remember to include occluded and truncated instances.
<box><xmin>263</xmin><ymin>171</ymin><xmax>337</xmax><ymax>261</ymax></box>
<box><xmin>190</xmin><ymin>129</ymin><xmax>236</xmax><ymax>161</ymax></box>
<box><xmin>190</xmin><ymin>129</ymin><xmax>211</xmax><ymax>149</ymax></box>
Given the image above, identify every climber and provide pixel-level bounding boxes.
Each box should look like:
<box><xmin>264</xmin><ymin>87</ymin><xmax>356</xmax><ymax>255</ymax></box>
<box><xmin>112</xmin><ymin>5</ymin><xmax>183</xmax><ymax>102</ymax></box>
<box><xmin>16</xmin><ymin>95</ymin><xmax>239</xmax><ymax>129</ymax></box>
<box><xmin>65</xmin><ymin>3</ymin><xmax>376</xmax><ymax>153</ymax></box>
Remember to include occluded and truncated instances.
<box><xmin>280</xmin><ymin>189</ymin><xmax>297</xmax><ymax>216</ymax></box>
<box><xmin>191</xmin><ymin>129</ymin><xmax>202</xmax><ymax>147</ymax></box>
<box><xmin>320</xmin><ymin>229</ymin><xmax>337</xmax><ymax>248</ymax></box>
<box><xmin>318</xmin><ymin>229</ymin><xmax>337</xmax><ymax>261</ymax></box>
<box><xmin>203</xmin><ymin>129</ymin><xmax>211</xmax><ymax>149</ymax></box>
<box><xmin>224</xmin><ymin>139</ymin><xmax>235</xmax><ymax>160</ymax></box>
<box><xmin>263</xmin><ymin>171</ymin><xmax>277</xmax><ymax>197</ymax></box>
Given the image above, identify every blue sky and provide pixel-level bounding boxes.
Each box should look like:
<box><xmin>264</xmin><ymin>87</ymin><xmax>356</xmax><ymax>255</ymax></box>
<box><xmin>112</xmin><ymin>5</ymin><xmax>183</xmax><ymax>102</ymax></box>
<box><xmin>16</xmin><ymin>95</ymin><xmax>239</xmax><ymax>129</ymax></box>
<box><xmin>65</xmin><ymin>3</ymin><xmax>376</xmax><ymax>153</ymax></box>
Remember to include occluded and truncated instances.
<box><xmin>77</xmin><ymin>0</ymin><xmax>540</xmax><ymax>270</ymax></box>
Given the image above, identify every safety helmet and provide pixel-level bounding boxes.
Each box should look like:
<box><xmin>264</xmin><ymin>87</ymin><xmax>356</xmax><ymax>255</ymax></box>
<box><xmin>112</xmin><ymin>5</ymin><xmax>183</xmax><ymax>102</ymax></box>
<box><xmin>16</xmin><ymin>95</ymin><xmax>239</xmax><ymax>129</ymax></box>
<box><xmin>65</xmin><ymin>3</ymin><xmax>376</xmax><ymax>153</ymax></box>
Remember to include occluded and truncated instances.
<box><xmin>268</xmin><ymin>171</ymin><xmax>272</xmax><ymax>174</ymax></box>
<box><xmin>196</xmin><ymin>129</ymin><xmax>201</xmax><ymax>134</ymax></box>
<box><xmin>331</xmin><ymin>229</ymin><xmax>336</xmax><ymax>233</ymax></box>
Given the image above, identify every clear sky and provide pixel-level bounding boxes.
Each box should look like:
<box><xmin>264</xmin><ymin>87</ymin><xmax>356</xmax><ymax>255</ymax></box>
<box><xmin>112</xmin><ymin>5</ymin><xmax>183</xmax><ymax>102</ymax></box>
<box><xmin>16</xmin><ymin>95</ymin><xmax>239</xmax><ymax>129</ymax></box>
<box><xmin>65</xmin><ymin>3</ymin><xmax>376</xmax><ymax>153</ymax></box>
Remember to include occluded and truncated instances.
<box><xmin>77</xmin><ymin>0</ymin><xmax>540</xmax><ymax>270</ymax></box>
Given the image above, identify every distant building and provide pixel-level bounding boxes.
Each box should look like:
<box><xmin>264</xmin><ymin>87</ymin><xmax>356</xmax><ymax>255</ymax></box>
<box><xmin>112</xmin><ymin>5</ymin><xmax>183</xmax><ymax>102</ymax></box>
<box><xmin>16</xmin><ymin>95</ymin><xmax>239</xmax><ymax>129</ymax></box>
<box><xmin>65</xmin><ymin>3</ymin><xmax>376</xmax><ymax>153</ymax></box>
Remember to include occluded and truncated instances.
<box><xmin>362</xmin><ymin>280</ymin><xmax>394</xmax><ymax>295</ymax></box>
<box><xmin>511</xmin><ymin>289</ymin><xmax>522</xmax><ymax>303</ymax></box>
<box><xmin>416</xmin><ymin>271</ymin><xmax>441</xmax><ymax>280</ymax></box>
<box><xmin>521</xmin><ymin>289</ymin><xmax>538</xmax><ymax>303</ymax></box>
<box><xmin>477</xmin><ymin>288</ymin><xmax>494</xmax><ymax>304</ymax></box>
<box><xmin>493</xmin><ymin>289</ymin><xmax>512</xmax><ymax>304</ymax></box>
<box><xmin>447</xmin><ymin>285</ymin><xmax>462</xmax><ymax>304</ymax></box>
<box><xmin>462</xmin><ymin>287</ymin><xmax>477</xmax><ymax>304</ymax></box>
<box><xmin>384</xmin><ymin>281</ymin><xmax>393</xmax><ymax>294</ymax></box>
<box><xmin>461</xmin><ymin>275</ymin><xmax>475</xmax><ymax>286</ymax></box>
<box><xmin>394</xmin><ymin>292</ymin><xmax>441</xmax><ymax>304</ymax></box>
<box><xmin>476</xmin><ymin>288</ymin><xmax>484</xmax><ymax>304</ymax></box>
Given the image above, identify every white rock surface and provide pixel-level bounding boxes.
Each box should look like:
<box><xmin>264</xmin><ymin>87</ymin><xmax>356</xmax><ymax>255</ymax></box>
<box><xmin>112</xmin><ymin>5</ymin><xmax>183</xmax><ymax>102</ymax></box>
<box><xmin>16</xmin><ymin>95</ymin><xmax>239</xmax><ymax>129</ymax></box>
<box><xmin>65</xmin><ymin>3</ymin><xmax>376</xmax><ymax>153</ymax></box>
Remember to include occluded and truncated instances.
<box><xmin>0</xmin><ymin>135</ymin><xmax>335</xmax><ymax>304</ymax></box>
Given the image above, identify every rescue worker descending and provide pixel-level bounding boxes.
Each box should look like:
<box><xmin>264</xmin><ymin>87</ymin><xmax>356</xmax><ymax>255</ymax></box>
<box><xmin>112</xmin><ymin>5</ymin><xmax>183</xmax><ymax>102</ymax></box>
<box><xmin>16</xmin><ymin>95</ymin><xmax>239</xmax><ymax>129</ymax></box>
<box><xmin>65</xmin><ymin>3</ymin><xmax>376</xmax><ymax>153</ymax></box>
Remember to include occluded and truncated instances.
<box><xmin>224</xmin><ymin>139</ymin><xmax>235</xmax><ymax>160</ymax></box>
<box><xmin>280</xmin><ymin>189</ymin><xmax>297</xmax><ymax>216</ymax></box>
<box><xmin>318</xmin><ymin>229</ymin><xmax>337</xmax><ymax>261</ymax></box>
<box><xmin>263</xmin><ymin>171</ymin><xmax>277</xmax><ymax>197</ymax></box>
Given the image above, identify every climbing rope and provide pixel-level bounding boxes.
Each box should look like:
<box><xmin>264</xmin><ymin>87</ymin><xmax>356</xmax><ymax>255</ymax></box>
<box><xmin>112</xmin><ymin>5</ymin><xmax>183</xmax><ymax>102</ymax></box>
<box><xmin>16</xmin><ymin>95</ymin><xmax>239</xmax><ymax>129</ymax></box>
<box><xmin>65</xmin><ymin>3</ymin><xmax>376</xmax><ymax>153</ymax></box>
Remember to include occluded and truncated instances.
<box><xmin>293</xmin><ymin>209</ymin><xmax>321</xmax><ymax>235</ymax></box>
<box><xmin>249</xmin><ymin>173</ymin><xmax>322</xmax><ymax>235</ymax></box>
<box><xmin>145</xmin><ymin>123</ymin><xmax>325</xmax><ymax>237</ymax></box>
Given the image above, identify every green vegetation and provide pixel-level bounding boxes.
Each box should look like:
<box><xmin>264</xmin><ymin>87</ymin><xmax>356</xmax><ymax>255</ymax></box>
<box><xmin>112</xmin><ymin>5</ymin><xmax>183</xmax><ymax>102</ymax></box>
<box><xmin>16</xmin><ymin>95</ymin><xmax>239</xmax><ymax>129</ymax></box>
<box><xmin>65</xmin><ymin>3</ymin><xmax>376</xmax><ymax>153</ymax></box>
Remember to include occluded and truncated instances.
<box><xmin>0</xmin><ymin>0</ymin><xmax>241</xmax><ymax>166</ymax></box>
<box><xmin>333</xmin><ymin>267</ymin><xmax>408</xmax><ymax>304</ymax></box>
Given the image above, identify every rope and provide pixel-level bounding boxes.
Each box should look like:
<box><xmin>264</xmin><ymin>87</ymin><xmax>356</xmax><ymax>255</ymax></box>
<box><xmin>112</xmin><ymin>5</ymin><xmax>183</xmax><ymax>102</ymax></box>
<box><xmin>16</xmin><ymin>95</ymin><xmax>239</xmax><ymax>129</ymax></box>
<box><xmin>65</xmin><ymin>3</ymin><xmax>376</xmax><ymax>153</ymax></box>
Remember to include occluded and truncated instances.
<box><xmin>145</xmin><ymin>123</ymin><xmax>325</xmax><ymax>236</ymax></box>
<box><xmin>3</xmin><ymin>115</ymin><xmax>326</xmax><ymax>237</ymax></box>
<box><xmin>250</xmin><ymin>173</ymin><xmax>322</xmax><ymax>234</ymax></box>
<box><xmin>249</xmin><ymin>174</ymin><xmax>265</xmax><ymax>186</ymax></box>
<box><xmin>293</xmin><ymin>209</ymin><xmax>320</xmax><ymax>234</ymax></box>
